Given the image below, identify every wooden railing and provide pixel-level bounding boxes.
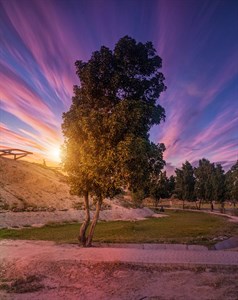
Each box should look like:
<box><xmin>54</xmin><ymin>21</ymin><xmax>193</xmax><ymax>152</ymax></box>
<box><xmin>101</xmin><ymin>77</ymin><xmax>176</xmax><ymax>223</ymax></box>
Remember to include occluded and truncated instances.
<box><xmin>0</xmin><ymin>148</ymin><xmax>33</xmax><ymax>160</ymax></box>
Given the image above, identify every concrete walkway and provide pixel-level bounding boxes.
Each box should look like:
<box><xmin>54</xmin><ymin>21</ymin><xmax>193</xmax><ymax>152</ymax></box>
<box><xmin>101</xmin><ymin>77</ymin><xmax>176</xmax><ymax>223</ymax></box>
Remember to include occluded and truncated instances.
<box><xmin>1</xmin><ymin>240</ymin><xmax>238</xmax><ymax>266</ymax></box>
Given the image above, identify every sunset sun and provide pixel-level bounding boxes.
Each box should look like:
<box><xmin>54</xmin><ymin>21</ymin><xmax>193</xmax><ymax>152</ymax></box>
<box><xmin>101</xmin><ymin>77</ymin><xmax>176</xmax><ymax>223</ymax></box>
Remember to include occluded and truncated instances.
<box><xmin>48</xmin><ymin>146</ymin><xmax>61</xmax><ymax>162</ymax></box>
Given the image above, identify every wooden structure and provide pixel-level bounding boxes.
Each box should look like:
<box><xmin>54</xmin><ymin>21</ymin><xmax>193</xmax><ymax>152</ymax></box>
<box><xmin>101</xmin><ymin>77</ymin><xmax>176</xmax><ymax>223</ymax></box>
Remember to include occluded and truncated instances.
<box><xmin>0</xmin><ymin>148</ymin><xmax>33</xmax><ymax>160</ymax></box>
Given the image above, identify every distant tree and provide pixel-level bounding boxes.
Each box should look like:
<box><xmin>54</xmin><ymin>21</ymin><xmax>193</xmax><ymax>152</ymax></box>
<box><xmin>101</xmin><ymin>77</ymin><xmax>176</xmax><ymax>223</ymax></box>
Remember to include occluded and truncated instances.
<box><xmin>175</xmin><ymin>161</ymin><xmax>195</xmax><ymax>209</ymax></box>
<box><xmin>168</xmin><ymin>175</ymin><xmax>175</xmax><ymax>197</ymax></box>
<box><xmin>212</xmin><ymin>164</ymin><xmax>226</xmax><ymax>208</ymax></box>
<box><xmin>174</xmin><ymin>168</ymin><xmax>183</xmax><ymax>200</ymax></box>
<box><xmin>62</xmin><ymin>36</ymin><xmax>166</xmax><ymax>246</ymax></box>
<box><xmin>182</xmin><ymin>161</ymin><xmax>195</xmax><ymax>201</ymax></box>
<box><xmin>226</xmin><ymin>161</ymin><xmax>238</xmax><ymax>207</ymax></box>
<box><xmin>194</xmin><ymin>158</ymin><xmax>215</xmax><ymax>209</ymax></box>
<box><xmin>150</xmin><ymin>170</ymin><xmax>169</xmax><ymax>206</ymax></box>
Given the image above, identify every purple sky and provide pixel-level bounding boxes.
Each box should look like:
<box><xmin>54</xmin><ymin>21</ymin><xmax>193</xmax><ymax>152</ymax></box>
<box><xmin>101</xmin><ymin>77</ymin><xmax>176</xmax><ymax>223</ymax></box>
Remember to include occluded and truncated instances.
<box><xmin>0</xmin><ymin>0</ymin><xmax>237</xmax><ymax>173</ymax></box>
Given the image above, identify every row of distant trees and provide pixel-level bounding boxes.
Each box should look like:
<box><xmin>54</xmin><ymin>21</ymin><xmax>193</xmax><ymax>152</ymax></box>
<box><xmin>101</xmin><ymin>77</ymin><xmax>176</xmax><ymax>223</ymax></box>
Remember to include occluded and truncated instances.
<box><xmin>150</xmin><ymin>159</ymin><xmax>238</xmax><ymax>209</ymax></box>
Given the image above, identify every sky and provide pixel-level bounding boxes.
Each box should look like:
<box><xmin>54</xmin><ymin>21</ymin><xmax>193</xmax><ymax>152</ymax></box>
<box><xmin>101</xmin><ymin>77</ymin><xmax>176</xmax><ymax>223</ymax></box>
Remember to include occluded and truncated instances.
<box><xmin>0</xmin><ymin>0</ymin><xmax>237</xmax><ymax>173</ymax></box>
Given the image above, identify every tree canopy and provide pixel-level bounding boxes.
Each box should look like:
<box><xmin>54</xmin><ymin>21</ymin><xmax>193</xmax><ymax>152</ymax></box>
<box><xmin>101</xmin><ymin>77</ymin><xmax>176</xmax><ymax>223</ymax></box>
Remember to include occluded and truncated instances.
<box><xmin>171</xmin><ymin>158</ymin><xmax>236</xmax><ymax>210</ymax></box>
<box><xmin>226</xmin><ymin>160</ymin><xmax>238</xmax><ymax>203</ymax></box>
<box><xmin>62</xmin><ymin>36</ymin><xmax>166</xmax><ymax>246</ymax></box>
<box><xmin>194</xmin><ymin>159</ymin><xmax>214</xmax><ymax>202</ymax></box>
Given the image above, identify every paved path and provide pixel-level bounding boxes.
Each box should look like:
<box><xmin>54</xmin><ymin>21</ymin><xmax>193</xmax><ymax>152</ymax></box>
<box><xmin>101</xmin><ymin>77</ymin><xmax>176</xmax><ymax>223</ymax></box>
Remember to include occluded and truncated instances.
<box><xmin>1</xmin><ymin>240</ymin><xmax>238</xmax><ymax>266</ymax></box>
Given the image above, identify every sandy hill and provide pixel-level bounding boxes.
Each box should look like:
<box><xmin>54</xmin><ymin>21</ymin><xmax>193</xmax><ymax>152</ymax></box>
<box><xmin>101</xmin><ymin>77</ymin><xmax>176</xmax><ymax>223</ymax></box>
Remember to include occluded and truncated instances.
<box><xmin>0</xmin><ymin>157</ymin><xmax>159</xmax><ymax>227</ymax></box>
<box><xmin>0</xmin><ymin>157</ymin><xmax>80</xmax><ymax>210</ymax></box>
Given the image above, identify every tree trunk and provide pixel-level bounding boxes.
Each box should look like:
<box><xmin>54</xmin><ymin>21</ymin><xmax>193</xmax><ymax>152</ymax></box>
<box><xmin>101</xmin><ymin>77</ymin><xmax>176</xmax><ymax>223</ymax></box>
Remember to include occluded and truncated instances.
<box><xmin>154</xmin><ymin>198</ymin><xmax>157</xmax><ymax>208</ymax></box>
<box><xmin>182</xmin><ymin>199</ymin><xmax>185</xmax><ymax>210</ymax></box>
<box><xmin>210</xmin><ymin>201</ymin><xmax>214</xmax><ymax>211</ymax></box>
<box><xmin>220</xmin><ymin>202</ymin><xmax>225</xmax><ymax>214</ymax></box>
<box><xmin>78</xmin><ymin>191</ymin><xmax>90</xmax><ymax>246</ymax></box>
<box><xmin>85</xmin><ymin>196</ymin><xmax>102</xmax><ymax>247</ymax></box>
<box><xmin>198</xmin><ymin>199</ymin><xmax>202</xmax><ymax>210</ymax></box>
<box><xmin>195</xmin><ymin>201</ymin><xmax>199</xmax><ymax>210</ymax></box>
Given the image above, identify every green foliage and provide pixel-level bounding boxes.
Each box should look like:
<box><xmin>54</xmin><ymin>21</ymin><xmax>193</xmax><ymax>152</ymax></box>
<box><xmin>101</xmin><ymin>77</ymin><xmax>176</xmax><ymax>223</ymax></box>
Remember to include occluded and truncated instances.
<box><xmin>62</xmin><ymin>36</ymin><xmax>166</xmax><ymax>201</ymax></box>
<box><xmin>194</xmin><ymin>159</ymin><xmax>226</xmax><ymax>204</ymax></box>
<box><xmin>194</xmin><ymin>159</ymin><xmax>214</xmax><ymax>202</ymax></box>
<box><xmin>150</xmin><ymin>171</ymin><xmax>169</xmax><ymax>202</ymax></box>
<box><xmin>61</xmin><ymin>36</ymin><xmax>166</xmax><ymax>244</ymax></box>
<box><xmin>168</xmin><ymin>175</ymin><xmax>175</xmax><ymax>196</ymax></box>
<box><xmin>212</xmin><ymin>164</ymin><xmax>226</xmax><ymax>203</ymax></box>
<box><xmin>131</xmin><ymin>189</ymin><xmax>146</xmax><ymax>207</ymax></box>
<box><xmin>226</xmin><ymin>160</ymin><xmax>238</xmax><ymax>202</ymax></box>
<box><xmin>175</xmin><ymin>161</ymin><xmax>195</xmax><ymax>201</ymax></box>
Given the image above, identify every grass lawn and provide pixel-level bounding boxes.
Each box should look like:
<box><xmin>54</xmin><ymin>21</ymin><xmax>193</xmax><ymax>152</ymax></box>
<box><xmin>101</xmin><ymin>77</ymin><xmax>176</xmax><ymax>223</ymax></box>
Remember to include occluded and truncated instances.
<box><xmin>0</xmin><ymin>210</ymin><xmax>237</xmax><ymax>246</ymax></box>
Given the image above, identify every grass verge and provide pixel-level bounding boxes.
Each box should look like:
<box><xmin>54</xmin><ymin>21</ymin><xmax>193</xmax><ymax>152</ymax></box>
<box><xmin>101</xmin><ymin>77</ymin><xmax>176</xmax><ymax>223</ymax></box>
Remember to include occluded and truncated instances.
<box><xmin>0</xmin><ymin>211</ymin><xmax>237</xmax><ymax>246</ymax></box>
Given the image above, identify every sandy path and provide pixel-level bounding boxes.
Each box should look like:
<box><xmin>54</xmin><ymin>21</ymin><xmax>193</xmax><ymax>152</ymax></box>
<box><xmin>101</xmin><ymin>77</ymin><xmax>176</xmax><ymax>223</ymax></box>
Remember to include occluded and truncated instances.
<box><xmin>1</xmin><ymin>240</ymin><xmax>238</xmax><ymax>266</ymax></box>
<box><xmin>0</xmin><ymin>240</ymin><xmax>238</xmax><ymax>300</ymax></box>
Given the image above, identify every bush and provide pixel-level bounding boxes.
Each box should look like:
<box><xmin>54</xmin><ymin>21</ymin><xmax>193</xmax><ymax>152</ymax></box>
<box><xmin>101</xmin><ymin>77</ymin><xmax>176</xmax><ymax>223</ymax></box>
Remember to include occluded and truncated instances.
<box><xmin>131</xmin><ymin>190</ymin><xmax>145</xmax><ymax>208</ymax></box>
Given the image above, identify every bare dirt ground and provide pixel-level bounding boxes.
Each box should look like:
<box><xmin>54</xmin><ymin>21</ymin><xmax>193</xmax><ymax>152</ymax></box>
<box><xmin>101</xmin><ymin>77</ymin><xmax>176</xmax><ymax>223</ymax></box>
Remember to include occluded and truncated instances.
<box><xmin>1</xmin><ymin>258</ymin><xmax>238</xmax><ymax>300</ymax></box>
<box><xmin>0</xmin><ymin>240</ymin><xmax>238</xmax><ymax>300</ymax></box>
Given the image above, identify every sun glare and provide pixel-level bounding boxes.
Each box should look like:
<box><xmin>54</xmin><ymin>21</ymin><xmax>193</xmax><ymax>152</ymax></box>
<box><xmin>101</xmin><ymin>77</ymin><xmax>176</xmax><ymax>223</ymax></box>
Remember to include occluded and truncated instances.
<box><xmin>48</xmin><ymin>146</ymin><xmax>61</xmax><ymax>162</ymax></box>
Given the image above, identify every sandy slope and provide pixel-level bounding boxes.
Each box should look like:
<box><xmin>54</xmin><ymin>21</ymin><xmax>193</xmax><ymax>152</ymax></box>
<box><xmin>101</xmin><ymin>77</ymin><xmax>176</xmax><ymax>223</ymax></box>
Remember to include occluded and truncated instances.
<box><xmin>0</xmin><ymin>157</ymin><xmax>80</xmax><ymax>210</ymax></box>
<box><xmin>0</xmin><ymin>158</ymin><xmax>162</xmax><ymax>227</ymax></box>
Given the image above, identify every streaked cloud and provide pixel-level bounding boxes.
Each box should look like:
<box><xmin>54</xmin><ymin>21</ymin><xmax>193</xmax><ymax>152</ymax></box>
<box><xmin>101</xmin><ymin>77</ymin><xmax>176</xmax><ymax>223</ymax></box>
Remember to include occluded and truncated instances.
<box><xmin>0</xmin><ymin>0</ymin><xmax>237</xmax><ymax>170</ymax></box>
<box><xmin>0</xmin><ymin>123</ymin><xmax>46</xmax><ymax>151</ymax></box>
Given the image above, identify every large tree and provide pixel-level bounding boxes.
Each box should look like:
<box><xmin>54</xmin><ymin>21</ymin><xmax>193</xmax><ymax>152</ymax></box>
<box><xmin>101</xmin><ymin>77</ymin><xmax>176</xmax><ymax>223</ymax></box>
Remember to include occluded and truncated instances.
<box><xmin>62</xmin><ymin>36</ymin><xmax>166</xmax><ymax>246</ymax></box>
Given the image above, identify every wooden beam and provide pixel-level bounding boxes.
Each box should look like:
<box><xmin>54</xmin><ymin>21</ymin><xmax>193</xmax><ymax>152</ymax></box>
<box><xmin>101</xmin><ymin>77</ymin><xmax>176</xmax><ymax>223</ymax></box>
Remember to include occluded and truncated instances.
<box><xmin>15</xmin><ymin>154</ymin><xmax>27</xmax><ymax>160</ymax></box>
<box><xmin>0</xmin><ymin>148</ymin><xmax>33</xmax><ymax>160</ymax></box>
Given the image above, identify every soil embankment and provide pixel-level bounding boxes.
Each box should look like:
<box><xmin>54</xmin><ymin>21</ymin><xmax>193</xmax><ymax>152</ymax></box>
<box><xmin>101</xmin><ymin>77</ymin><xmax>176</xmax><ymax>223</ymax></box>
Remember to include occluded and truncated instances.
<box><xmin>0</xmin><ymin>157</ymin><xmax>79</xmax><ymax>210</ymax></box>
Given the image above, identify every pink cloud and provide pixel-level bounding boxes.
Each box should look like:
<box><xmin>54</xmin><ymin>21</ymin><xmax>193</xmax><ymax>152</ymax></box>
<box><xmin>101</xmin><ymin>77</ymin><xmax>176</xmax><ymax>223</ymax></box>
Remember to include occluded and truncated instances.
<box><xmin>156</xmin><ymin>52</ymin><xmax>238</xmax><ymax>166</ymax></box>
<box><xmin>0</xmin><ymin>123</ymin><xmax>47</xmax><ymax>152</ymax></box>
<box><xmin>0</xmin><ymin>63</ymin><xmax>54</xmax><ymax>117</ymax></box>
<box><xmin>0</xmin><ymin>63</ymin><xmax>62</xmax><ymax>144</ymax></box>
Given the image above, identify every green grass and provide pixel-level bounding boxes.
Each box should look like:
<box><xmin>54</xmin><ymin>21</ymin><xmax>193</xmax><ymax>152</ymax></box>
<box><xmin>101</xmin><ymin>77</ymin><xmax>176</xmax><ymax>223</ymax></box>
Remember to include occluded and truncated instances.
<box><xmin>0</xmin><ymin>211</ymin><xmax>237</xmax><ymax>246</ymax></box>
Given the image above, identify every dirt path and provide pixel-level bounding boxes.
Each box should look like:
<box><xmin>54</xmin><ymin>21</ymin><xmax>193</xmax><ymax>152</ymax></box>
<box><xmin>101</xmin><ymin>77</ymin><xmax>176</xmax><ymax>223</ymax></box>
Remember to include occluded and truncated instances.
<box><xmin>1</xmin><ymin>240</ymin><xmax>238</xmax><ymax>299</ymax></box>
<box><xmin>1</xmin><ymin>240</ymin><xmax>238</xmax><ymax>266</ymax></box>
